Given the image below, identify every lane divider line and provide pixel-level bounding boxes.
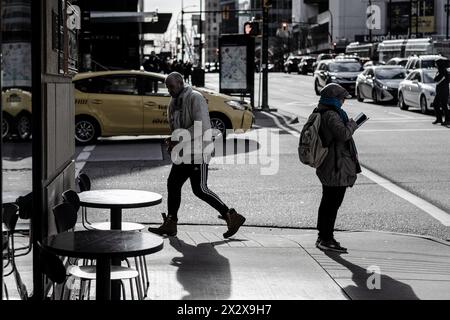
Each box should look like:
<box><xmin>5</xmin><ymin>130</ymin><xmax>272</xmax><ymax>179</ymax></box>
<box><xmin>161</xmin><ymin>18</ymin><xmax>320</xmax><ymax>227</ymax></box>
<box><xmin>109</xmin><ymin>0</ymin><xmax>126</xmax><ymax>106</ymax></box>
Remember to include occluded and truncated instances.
<box><xmin>361</xmin><ymin>167</ymin><xmax>450</xmax><ymax>226</ymax></box>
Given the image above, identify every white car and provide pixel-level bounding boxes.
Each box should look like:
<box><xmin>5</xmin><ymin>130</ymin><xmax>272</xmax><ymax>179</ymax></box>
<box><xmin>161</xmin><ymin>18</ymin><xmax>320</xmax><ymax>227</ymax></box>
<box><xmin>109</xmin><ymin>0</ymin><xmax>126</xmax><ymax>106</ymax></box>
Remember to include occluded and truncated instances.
<box><xmin>397</xmin><ymin>68</ymin><xmax>449</xmax><ymax>114</ymax></box>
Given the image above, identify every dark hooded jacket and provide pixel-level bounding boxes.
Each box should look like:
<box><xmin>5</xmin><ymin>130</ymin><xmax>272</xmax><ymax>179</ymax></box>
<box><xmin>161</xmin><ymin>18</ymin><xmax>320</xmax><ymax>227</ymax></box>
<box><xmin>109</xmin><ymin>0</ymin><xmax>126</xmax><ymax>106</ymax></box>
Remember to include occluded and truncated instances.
<box><xmin>316</xmin><ymin>104</ymin><xmax>362</xmax><ymax>187</ymax></box>
<box><xmin>434</xmin><ymin>59</ymin><xmax>449</xmax><ymax>106</ymax></box>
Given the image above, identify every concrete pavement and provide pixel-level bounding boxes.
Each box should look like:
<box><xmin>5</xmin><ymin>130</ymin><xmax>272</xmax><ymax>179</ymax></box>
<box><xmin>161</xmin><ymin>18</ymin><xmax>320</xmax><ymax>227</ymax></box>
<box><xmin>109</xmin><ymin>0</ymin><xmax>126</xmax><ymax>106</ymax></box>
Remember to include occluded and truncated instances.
<box><xmin>4</xmin><ymin>224</ymin><xmax>450</xmax><ymax>300</ymax></box>
<box><xmin>142</xmin><ymin>225</ymin><xmax>450</xmax><ymax>300</ymax></box>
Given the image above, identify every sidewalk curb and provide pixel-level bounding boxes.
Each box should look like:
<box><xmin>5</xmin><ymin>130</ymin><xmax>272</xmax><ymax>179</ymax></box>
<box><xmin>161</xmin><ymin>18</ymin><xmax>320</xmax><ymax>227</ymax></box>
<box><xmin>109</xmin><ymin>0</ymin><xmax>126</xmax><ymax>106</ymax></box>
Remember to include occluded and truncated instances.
<box><xmin>144</xmin><ymin>222</ymin><xmax>450</xmax><ymax>247</ymax></box>
<box><xmin>345</xmin><ymin>229</ymin><xmax>450</xmax><ymax>247</ymax></box>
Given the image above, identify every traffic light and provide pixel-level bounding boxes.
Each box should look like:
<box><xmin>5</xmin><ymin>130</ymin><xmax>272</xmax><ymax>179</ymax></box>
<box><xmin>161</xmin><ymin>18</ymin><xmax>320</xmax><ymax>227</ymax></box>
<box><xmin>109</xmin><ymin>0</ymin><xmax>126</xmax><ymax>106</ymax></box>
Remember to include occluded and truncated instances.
<box><xmin>244</xmin><ymin>21</ymin><xmax>260</xmax><ymax>36</ymax></box>
<box><xmin>263</xmin><ymin>0</ymin><xmax>273</xmax><ymax>8</ymax></box>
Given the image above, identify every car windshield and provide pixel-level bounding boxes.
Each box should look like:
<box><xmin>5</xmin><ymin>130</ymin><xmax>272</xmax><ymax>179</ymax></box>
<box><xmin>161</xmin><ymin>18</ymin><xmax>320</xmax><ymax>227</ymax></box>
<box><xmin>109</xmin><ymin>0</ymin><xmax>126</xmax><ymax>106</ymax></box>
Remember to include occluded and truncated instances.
<box><xmin>375</xmin><ymin>68</ymin><xmax>406</xmax><ymax>80</ymax></box>
<box><xmin>329</xmin><ymin>62</ymin><xmax>362</xmax><ymax>72</ymax></box>
<box><xmin>398</xmin><ymin>60</ymin><xmax>408</xmax><ymax>67</ymax></box>
<box><xmin>422</xmin><ymin>60</ymin><xmax>437</xmax><ymax>69</ymax></box>
<box><xmin>423</xmin><ymin>70</ymin><xmax>437</xmax><ymax>83</ymax></box>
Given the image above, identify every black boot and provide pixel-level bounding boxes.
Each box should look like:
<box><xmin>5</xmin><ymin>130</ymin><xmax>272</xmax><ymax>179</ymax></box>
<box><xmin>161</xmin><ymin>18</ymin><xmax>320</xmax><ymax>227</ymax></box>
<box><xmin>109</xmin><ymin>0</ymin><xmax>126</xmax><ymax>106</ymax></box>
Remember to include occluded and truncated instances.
<box><xmin>432</xmin><ymin>118</ymin><xmax>442</xmax><ymax>125</ymax></box>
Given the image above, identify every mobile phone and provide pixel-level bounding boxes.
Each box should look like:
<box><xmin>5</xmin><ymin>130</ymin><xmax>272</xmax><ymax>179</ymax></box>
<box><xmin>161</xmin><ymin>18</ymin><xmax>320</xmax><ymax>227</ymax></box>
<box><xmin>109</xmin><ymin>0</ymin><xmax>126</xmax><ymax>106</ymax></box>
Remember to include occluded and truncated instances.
<box><xmin>354</xmin><ymin>112</ymin><xmax>369</xmax><ymax>127</ymax></box>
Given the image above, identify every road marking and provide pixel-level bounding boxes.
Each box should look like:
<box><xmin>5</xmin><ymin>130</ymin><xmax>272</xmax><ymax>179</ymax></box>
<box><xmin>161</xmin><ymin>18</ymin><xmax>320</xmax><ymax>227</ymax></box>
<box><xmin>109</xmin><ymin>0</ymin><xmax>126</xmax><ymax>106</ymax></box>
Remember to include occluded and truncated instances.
<box><xmin>75</xmin><ymin>145</ymin><xmax>95</xmax><ymax>176</ymax></box>
<box><xmin>388</xmin><ymin>111</ymin><xmax>415</xmax><ymax>119</ymax></box>
<box><xmin>362</xmin><ymin>167</ymin><xmax>450</xmax><ymax>226</ymax></box>
<box><xmin>262</xmin><ymin>110</ymin><xmax>450</xmax><ymax>226</ymax></box>
<box><xmin>358</xmin><ymin>128</ymin><xmax>450</xmax><ymax>133</ymax></box>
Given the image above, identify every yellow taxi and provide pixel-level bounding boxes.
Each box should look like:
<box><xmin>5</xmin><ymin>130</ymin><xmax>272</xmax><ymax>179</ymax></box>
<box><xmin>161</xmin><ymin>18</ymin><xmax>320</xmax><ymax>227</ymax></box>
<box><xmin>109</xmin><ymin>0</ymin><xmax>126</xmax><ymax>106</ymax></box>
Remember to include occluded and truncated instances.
<box><xmin>2</xmin><ymin>88</ymin><xmax>33</xmax><ymax>140</ymax></box>
<box><xmin>73</xmin><ymin>70</ymin><xmax>254</xmax><ymax>144</ymax></box>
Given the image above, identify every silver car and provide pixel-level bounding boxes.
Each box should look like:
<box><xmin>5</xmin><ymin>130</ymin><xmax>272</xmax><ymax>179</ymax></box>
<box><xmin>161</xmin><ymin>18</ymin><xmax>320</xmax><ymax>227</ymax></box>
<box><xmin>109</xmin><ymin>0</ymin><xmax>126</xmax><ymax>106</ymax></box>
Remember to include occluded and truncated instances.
<box><xmin>397</xmin><ymin>68</ymin><xmax>449</xmax><ymax>114</ymax></box>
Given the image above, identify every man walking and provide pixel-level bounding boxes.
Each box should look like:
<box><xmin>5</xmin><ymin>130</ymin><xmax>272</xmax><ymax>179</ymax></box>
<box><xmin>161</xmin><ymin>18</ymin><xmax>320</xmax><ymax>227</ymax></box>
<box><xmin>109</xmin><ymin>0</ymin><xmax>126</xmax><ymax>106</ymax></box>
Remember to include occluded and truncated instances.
<box><xmin>148</xmin><ymin>72</ymin><xmax>246</xmax><ymax>238</ymax></box>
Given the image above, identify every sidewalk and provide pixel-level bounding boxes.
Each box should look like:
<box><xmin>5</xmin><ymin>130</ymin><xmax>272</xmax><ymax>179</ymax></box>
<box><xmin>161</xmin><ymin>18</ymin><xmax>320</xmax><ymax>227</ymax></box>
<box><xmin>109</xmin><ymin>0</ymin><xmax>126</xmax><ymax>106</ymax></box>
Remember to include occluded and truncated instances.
<box><xmin>4</xmin><ymin>225</ymin><xmax>450</xmax><ymax>300</ymax></box>
<box><xmin>142</xmin><ymin>225</ymin><xmax>450</xmax><ymax>300</ymax></box>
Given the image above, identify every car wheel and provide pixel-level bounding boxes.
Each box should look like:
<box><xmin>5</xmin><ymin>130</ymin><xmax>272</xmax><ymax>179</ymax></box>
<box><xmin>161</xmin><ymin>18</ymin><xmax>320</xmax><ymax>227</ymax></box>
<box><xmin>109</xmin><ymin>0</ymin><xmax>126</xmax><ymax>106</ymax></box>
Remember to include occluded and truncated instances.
<box><xmin>420</xmin><ymin>95</ymin><xmax>428</xmax><ymax>114</ymax></box>
<box><xmin>75</xmin><ymin>117</ymin><xmax>99</xmax><ymax>145</ymax></box>
<box><xmin>356</xmin><ymin>86</ymin><xmax>364</xmax><ymax>102</ymax></box>
<box><xmin>398</xmin><ymin>92</ymin><xmax>409</xmax><ymax>110</ymax></box>
<box><xmin>2</xmin><ymin>116</ymin><xmax>11</xmax><ymax>139</ymax></box>
<box><xmin>372</xmin><ymin>89</ymin><xmax>379</xmax><ymax>104</ymax></box>
<box><xmin>210</xmin><ymin>115</ymin><xmax>228</xmax><ymax>138</ymax></box>
<box><xmin>16</xmin><ymin>114</ymin><xmax>32</xmax><ymax>140</ymax></box>
<box><xmin>314</xmin><ymin>80</ymin><xmax>321</xmax><ymax>96</ymax></box>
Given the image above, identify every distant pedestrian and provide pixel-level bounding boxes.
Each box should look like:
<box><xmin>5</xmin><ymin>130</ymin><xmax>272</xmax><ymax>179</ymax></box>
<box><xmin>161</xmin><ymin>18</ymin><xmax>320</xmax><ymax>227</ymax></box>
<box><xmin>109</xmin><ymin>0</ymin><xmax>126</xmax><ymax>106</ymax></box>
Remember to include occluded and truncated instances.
<box><xmin>432</xmin><ymin>58</ymin><xmax>450</xmax><ymax>126</ymax></box>
<box><xmin>148</xmin><ymin>72</ymin><xmax>246</xmax><ymax>239</ymax></box>
<box><xmin>315</xmin><ymin>83</ymin><xmax>361</xmax><ymax>253</ymax></box>
<box><xmin>143</xmin><ymin>51</ymin><xmax>161</xmax><ymax>92</ymax></box>
<box><xmin>183</xmin><ymin>61</ymin><xmax>192</xmax><ymax>83</ymax></box>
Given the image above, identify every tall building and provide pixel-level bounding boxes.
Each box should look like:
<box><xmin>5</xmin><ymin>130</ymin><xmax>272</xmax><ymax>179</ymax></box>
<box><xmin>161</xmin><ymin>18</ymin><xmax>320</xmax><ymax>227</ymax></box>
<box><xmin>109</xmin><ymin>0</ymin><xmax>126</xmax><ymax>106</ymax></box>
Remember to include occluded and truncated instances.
<box><xmin>78</xmin><ymin>0</ymin><xmax>171</xmax><ymax>71</ymax></box>
<box><xmin>205</xmin><ymin>0</ymin><xmax>221</xmax><ymax>64</ymax></box>
<box><xmin>292</xmin><ymin>0</ymin><xmax>449</xmax><ymax>54</ymax></box>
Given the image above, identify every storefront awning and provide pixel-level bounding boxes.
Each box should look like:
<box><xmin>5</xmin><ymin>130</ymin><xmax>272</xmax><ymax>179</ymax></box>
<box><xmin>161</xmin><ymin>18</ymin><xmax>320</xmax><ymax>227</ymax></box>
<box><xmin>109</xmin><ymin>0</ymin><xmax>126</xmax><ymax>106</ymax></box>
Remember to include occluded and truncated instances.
<box><xmin>89</xmin><ymin>12</ymin><xmax>172</xmax><ymax>34</ymax></box>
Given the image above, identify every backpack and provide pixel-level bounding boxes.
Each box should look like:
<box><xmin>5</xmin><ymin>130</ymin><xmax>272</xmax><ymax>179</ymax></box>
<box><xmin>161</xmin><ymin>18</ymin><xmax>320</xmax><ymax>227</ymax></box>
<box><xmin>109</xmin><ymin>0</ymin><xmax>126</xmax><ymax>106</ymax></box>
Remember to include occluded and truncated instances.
<box><xmin>298</xmin><ymin>110</ymin><xmax>328</xmax><ymax>168</ymax></box>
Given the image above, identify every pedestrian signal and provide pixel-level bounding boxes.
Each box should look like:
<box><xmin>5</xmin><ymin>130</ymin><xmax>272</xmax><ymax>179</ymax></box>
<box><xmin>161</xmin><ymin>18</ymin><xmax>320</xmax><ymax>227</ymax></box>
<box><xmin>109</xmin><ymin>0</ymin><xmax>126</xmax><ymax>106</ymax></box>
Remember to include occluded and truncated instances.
<box><xmin>244</xmin><ymin>21</ymin><xmax>259</xmax><ymax>36</ymax></box>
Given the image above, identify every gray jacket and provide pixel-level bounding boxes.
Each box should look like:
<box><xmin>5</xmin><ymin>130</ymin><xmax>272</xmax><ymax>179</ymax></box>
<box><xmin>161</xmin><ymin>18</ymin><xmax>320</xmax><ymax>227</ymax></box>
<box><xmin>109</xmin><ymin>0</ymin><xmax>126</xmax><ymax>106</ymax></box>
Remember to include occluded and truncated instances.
<box><xmin>168</xmin><ymin>86</ymin><xmax>213</xmax><ymax>164</ymax></box>
<box><xmin>316</xmin><ymin>104</ymin><xmax>361</xmax><ymax>187</ymax></box>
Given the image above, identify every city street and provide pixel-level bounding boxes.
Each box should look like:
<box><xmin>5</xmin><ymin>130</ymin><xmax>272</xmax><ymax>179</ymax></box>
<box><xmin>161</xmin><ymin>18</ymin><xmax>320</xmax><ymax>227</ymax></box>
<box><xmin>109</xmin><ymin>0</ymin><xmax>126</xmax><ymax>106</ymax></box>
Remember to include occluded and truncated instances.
<box><xmin>74</xmin><ymin>72</ymin><xmax>450</xmax><ymax>242</ymax></box>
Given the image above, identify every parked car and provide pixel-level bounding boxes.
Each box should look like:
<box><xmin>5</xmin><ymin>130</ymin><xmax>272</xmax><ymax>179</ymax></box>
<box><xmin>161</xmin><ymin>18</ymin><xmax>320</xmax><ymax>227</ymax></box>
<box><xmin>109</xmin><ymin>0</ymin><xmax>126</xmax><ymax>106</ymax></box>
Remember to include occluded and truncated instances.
<box><xmin>313</xmin><ymin>59</ymin><xmax>363</xmax><ymax>96</ymax></box>
<box><xmin>72</xmin><ymin>70</ymin><xmax>255</xmax><ymax>144</ymax></box>
<box><xmin>298</xmin><ymin>56</ymin><xmax>316</xmax><ymax>75</ymax></box>
<box><xmin>398</xmin><ymin>68</ymin><xmax>450</xmax><ymax>114</ymax></box>
<box><xmin>356</xmin><ymin>66</ymin><xmax>406</xmax><ymax>103</ymax></box>
<box><xmin>404</xmin><ymin>55</ymin><xmax>444</xmax><ymax>74</ymax></box>
<box><xmin>283</xmin><ymin>55</ymin><xmax>302</xmax><ymax>73</ymax></box>
<box><xmin>2</xmin><ymin>88</ymin><xmax>32</xmax><ymax>140</ymax></box>
<box><xmin>312</xmin><ymin>53</ymin><xmax>335</xmax><ymax>71</ymax></box>
<box><xmin>386</xmin><ymin>57</ymin><xmax>408</xmax><ymax>67</ymax></box>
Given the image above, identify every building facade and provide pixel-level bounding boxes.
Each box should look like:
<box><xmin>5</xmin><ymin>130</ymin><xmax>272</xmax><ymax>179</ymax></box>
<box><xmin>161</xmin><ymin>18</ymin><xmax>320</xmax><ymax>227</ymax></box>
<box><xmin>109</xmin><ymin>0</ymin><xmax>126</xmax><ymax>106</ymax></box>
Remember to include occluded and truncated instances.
<box><xmin>293</xmin><ymin>0</ymin><xmax>450</xmax><ymax>54</ymax></box>
<box><xmin>205</xmin><ymin>0</ymin><xmax>221</xmax><ymax>64</ymax></box>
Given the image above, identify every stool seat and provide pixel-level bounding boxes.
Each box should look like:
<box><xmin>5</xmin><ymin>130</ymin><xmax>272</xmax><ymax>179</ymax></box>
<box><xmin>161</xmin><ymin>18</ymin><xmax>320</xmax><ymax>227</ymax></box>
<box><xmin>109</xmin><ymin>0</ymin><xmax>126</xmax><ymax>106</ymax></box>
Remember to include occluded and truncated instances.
<box><xmin>68</xmin><ymin>265</ymin><xmax>139</xmax><ymax>281</ymax></box>
<box><xmin>89</xmin><ymin>222</ymin><xmax>145</xmax><ymax>231</ymax></box>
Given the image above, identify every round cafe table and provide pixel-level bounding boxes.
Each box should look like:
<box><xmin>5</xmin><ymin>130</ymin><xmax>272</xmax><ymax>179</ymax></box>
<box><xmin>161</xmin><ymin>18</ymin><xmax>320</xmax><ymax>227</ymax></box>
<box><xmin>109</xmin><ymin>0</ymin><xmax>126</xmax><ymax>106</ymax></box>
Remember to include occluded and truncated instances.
<box><xmin>78</xmin><ymin>189</ymin><xmax>162</xmax><ymax>230</ymax></box>
<box><xmin>43</xmin><ymin>230</ymin><xmax>164</xmax><ymax>301</ymax></box>
<box><xmin>78</xmin><ymin>189</ymin><xmax>162</xmax><ymax>299</ymax></box>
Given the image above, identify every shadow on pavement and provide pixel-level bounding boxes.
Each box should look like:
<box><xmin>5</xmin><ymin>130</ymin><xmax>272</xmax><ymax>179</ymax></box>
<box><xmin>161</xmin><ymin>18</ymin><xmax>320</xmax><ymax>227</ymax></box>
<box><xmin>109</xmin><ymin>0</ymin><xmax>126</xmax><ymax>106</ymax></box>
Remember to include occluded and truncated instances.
<box><xmin>168</xmin><ymin>237</ymin><xmax>232</xmax><ymax>300</ymax></box>
<box><xmin>324</xmin><ymin>251</ymin><xmax>419</xmax><ymax>300</ymax></box>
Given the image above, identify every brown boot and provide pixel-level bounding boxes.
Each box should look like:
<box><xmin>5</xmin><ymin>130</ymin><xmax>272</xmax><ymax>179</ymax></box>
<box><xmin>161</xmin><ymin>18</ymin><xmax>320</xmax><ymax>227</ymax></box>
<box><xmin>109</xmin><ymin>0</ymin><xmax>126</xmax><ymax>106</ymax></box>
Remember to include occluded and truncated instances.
<box><xmin>148</xmin><ymin>213</ymin><xmax>177</xmax><ymax>236</ymax></box>
<box><xmin>222</xmin><ymin>209</ymin><xmax>246</xmax><ymax>239</ymax></box>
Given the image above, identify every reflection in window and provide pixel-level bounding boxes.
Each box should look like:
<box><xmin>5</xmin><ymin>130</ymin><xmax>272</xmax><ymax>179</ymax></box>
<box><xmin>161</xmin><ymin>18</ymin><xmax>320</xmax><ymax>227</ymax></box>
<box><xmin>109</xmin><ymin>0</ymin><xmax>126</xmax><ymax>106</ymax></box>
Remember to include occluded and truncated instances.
<box><xmin>2</xmin><ymin>0</ymin><xmax>33</xmax><ymax>300</ymax></box>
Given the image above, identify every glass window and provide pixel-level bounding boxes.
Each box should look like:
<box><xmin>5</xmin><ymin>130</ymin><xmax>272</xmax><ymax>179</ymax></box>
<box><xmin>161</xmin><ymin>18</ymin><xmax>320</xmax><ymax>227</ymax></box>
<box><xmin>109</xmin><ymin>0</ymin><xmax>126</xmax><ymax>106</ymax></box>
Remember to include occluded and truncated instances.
<box><xmin>88</xmin><ymin>75</ymin><xmax>138</xmax><ymax>95</ymax></box>
<box><xmin>421</xmin><ymin>60</ymin><xmax>436</xmax><ymax>69</ymax></box>
<box><xmin>329</xmin><ymin>62</ymin><xmax>363</xmax><ymax>72</ymax></box>
<box><xmin>375</xmin><ymin>68</ymin><xmax>406</xmax><ymax>80</ymax></box>
<box><xmin>423</xmin><ymin>70</ymin><xmax>437</xmax><ymax>83</ymax></box>
<box><xmin>142</xmin><ymin>77</ymin><xmax>169</xmax><ymax>96</ymax></box>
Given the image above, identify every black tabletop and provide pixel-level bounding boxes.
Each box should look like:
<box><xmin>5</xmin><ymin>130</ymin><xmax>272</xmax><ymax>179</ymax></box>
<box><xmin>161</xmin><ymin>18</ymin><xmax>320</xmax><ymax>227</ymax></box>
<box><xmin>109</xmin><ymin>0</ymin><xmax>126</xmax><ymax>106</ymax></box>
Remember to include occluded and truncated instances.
<box><xmin>78</xmin><ymin>189</ymin><xmax>162</xmax><ymax>209</ymax></box>
<box><xmin>43</xmin><ymin>230</ymin><xmax>164</xmax><ymax>259</ymax></box>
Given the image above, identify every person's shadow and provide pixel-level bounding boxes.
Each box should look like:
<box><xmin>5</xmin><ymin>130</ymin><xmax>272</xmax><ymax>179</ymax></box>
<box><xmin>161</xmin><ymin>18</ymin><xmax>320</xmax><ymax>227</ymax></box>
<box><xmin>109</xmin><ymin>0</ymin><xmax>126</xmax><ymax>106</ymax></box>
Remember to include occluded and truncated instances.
<box><xmin>324</xmin><ymin>251</ymin><xmax>419</xmax><ymax>300</ymax></box>
<box><xmin>169</xmin><ymin>237</ymin><xmax>232</xmax><ymax>300</ymax></box>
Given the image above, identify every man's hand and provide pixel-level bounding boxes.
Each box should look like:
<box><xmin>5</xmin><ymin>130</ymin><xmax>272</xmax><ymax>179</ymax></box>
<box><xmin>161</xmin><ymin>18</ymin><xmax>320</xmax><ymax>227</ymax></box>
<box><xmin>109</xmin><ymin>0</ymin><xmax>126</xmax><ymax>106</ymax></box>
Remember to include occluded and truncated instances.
<box><xmin>165</xmin><ymin>137</ymin><xmax>178</xmax><ymax>153</ymax></box>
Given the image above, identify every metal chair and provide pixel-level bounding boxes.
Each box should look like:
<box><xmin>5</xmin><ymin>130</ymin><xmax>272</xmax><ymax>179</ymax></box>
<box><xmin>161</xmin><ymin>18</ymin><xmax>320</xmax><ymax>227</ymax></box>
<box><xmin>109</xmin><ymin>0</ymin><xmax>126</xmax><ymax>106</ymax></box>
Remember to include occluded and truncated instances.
<box><xmin>52</xmin><ymin>202</ymin><xmax>143</xmax><ymax>300</ymax></box>
<box><xmin>12</xmin><ymin>192</ymin><xmax>32</xmax><ymax>257</ymax></box>
<box><xmin>2</xmin><ymin>203</ymin><xmax>29</xmax><ymax>300</ymax></box>
<box><xmin>62</xmin><ymin>189</ymin><xmax>151</xmax><ymax>297</ymax></box>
